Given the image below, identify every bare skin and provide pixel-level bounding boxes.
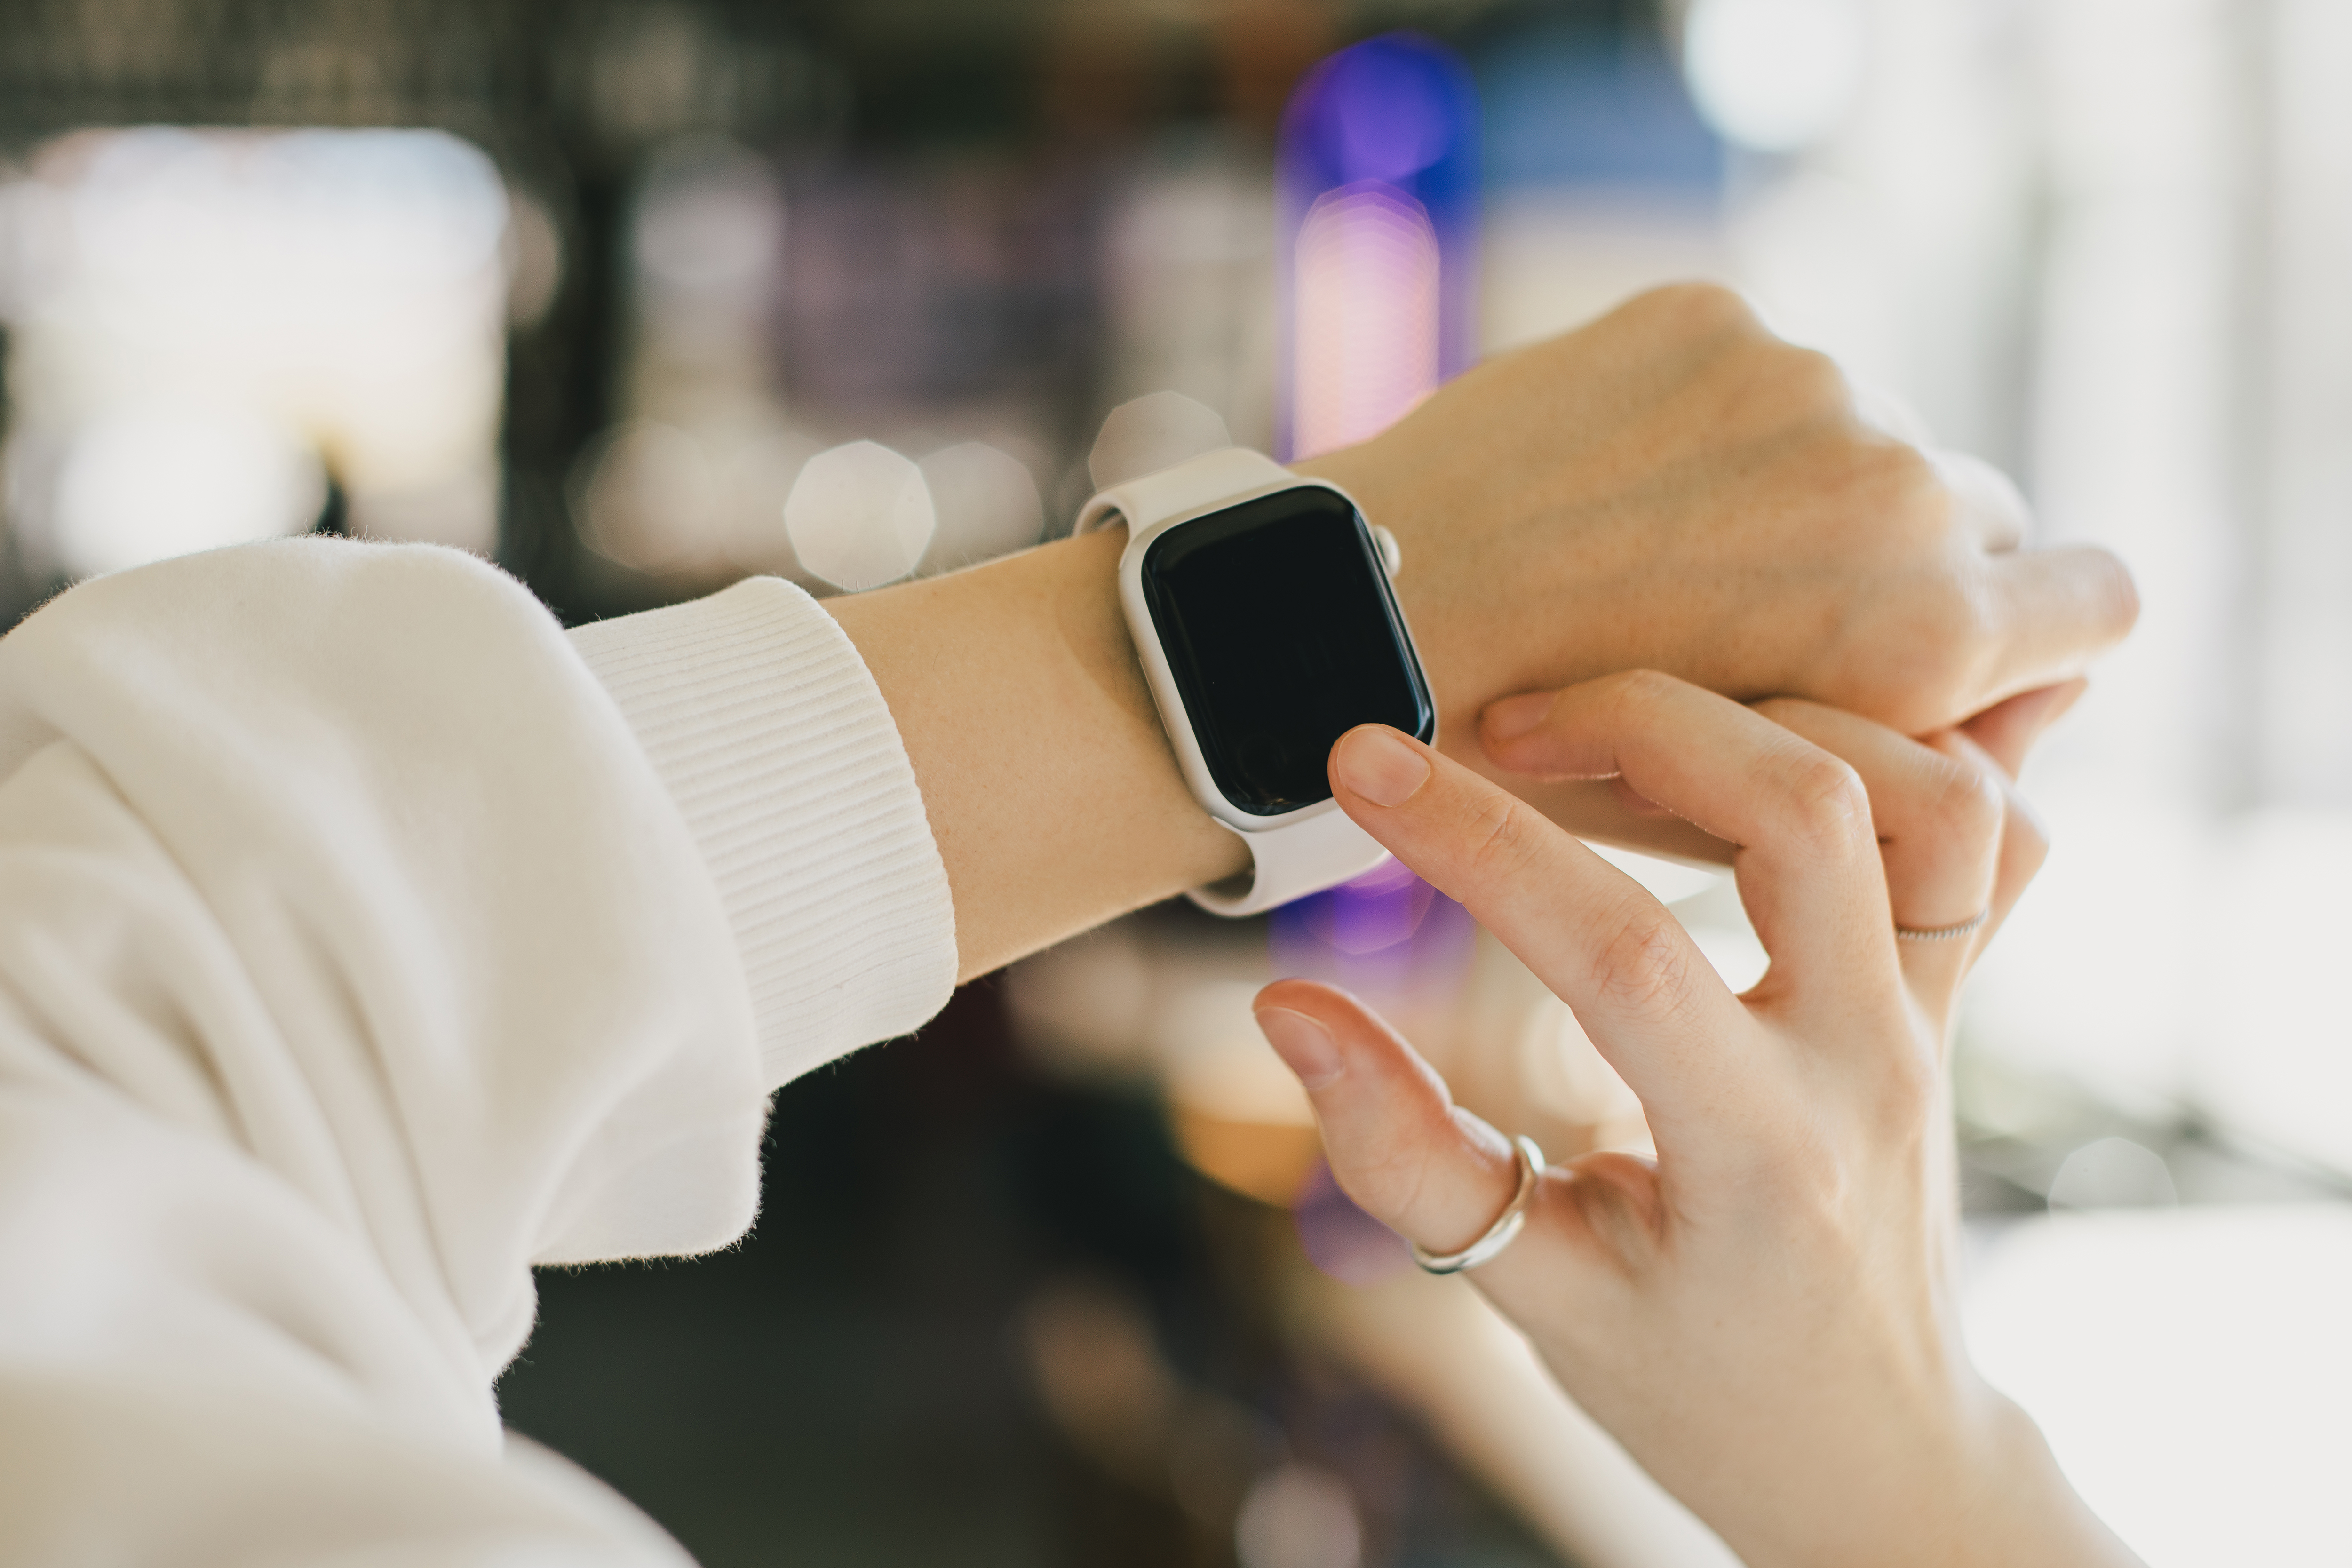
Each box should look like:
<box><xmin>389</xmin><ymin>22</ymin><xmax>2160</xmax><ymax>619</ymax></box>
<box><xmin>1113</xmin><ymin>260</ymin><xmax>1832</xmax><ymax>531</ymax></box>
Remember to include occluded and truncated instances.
<box><xmin>1250</xmin><ymin>678</ymin><xmax>2141</xmax><ymax>1568</ymax></box>
<box><xmin>826</xmin><ymin>283</ymin><xmax>2139</xmax><ymax>980</ymax></box>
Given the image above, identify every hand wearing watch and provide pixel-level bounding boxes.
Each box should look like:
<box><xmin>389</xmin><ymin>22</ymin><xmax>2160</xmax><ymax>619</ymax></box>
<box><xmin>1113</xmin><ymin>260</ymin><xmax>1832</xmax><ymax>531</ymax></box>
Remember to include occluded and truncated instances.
<box><xmin>1075</xmin><ymin>448</ymin><xmax>1437</xmax><ymax>916</ymax></box>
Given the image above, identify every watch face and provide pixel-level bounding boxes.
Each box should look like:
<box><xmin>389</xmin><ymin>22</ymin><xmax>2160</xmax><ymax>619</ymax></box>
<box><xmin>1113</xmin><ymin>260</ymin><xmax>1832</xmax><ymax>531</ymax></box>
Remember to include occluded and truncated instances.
<box><xmin>1140</xmin><ymin>484</ymin><xmax>1435</xmax><ymax>817</ymax></box>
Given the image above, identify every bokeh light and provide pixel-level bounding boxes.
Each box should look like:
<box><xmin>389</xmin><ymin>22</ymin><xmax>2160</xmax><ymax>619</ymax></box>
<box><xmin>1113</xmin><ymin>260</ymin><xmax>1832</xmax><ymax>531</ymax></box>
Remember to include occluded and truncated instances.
<box><xmin>783</xmin><ymin>439</ymin><xmax>936</xmax><ymax>592</ymax></box>
<box><xmin>572</xmin><ymin>421</ymin><xmax>724</xmax><ymax>575</ymax></box>
<box><xmin>1088</xmin><ymin>390</ymin><xmax>1234</xmax><ymax>490</ymax></box>
<box><xmin>917</xmin><ymin>442</ymin><xmax>1043</xmax><ymax>573</ymax></box>
<box><xmin>632</xmin><ymin>139</ymin><xmax>784</xmax><ymax>301</ymax></box>
<box><xmin>1291</xmin><ymin>183</ymin><xmax>1443</xmax><ymax>459</ymax></box>
<box><xmin>2046</xmin><ymin>1137</ymin><xmax>2179</xmax><ymax>1210</ymax></box>
<box><xmin>1234</xmin><ymin>1463</ymin><xmax>1362</xmax><ymax>1568</ymax></box>
<box><xmin>1681</xmin><ymin>0</ymin><xmax>1867</xmax><ymax>154</ymax></box>
<box><xmin>1276</xmin><ymin>32</ymin><xmax>1479</xmax><ymax>462</ymax></box>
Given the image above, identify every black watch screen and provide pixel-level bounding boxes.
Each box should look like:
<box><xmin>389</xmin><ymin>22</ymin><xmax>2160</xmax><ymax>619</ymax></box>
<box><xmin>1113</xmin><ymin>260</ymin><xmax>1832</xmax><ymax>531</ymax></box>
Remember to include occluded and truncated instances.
<box><xmin>1140</xmin><ymin>485</ymin><xmax>1436</xmax><ymax>817</ymax></box>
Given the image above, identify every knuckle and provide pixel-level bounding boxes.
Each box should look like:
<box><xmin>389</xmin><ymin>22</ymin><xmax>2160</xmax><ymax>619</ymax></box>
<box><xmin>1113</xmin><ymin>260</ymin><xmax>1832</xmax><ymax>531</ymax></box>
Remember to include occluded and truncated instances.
<box><xmin>1457</xmin><ymin>790</ymin><xmax>1543</xmax><ymax>885</ymax></box>
<box><xmin>1874</xmin><ymin>441</ymin><xmax>1948</xmax><ymax>525</ymax></box>
<box><xmin>1632</xmin><ymin>279</ymin><xmax>1758</xmax><ymax>339</ymax></box>
<box><xmin>1822</xmin><ymin>441</ymin><xmax>1950</xmax><ymax>561</ymax></box>
<box><xmin>1587</xmin><ymin>901</ymin><xmax>1698</xmax><ymax>1019</ymax></box>
<box><xmin>1922</xmin><ymin>757</ymin><xmax>2006</xmax><ymax>859</ymax></box>
<box><xmin>1598</xmin><ymin>667</ymin><xmax>1684</xmax><ymax>720</ymax></box>
<box><xmin>1941</xmin><ymin>449</ymin><xmax>2031</xmax><ymax>530</ymax></box>
<box><xmin>1763</xmin><ymin>343</ymin><xmax>1852</xmax><ymax>416</ymax></box>
<box><xmin>1717</xmin><ymin>342</ymin><xmax>1867</xmax><ymax>450</ymax></box>
<box><xmin>1776</xmin><ymin>751</ymin><xmax>1874</xmax><ymax>856</ymax></box>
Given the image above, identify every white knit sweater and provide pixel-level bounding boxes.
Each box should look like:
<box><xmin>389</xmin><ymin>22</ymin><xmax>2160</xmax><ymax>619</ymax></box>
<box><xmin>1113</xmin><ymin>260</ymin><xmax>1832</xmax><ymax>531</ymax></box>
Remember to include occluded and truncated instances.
<box><xmin>0</xmin><ymin>539</ymin><xmax>959</xmax><ymax>1565</ymax></box>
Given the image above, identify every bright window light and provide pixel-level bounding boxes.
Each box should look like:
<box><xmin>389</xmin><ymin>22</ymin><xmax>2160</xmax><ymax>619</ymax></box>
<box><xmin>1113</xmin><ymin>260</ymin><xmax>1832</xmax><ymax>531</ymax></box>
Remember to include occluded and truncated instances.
<box><xmin>49</xmin><ymin>407</ymin><xmax>325</xmax><ymax>579</ymax></box>
<box><xmin>0</xmin><ymin>126</ymin><xmax>516</xmax><ymax>576</ymax></box>
<box><xmin>1966</xmin><ymin>1207</ymin><xmax>2352</xmax><ymax>1565</ymax></box>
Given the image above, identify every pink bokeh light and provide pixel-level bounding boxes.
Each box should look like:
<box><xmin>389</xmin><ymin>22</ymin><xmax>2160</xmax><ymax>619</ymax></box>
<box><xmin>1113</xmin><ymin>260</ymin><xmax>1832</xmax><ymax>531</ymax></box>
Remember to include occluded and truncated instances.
<box><xmin>1290</xmin><ymin>180</ymin><xmax>1442</xmax><ymax>460</ymax></box>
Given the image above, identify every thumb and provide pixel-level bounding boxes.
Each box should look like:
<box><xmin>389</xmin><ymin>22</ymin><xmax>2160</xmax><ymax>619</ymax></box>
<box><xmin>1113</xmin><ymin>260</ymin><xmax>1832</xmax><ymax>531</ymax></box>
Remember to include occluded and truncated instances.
<box><xmin>1254</xmin><ymin>978</ymin><xmax>1528</xmax><ymax>1259</ymax></box>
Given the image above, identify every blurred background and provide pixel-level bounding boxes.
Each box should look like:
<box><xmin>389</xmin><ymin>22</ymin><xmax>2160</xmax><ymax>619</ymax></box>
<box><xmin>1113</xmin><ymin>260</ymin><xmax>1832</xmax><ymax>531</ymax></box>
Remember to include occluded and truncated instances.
<box><xmin>3</xmin><ymin>0</ymin><xmax>2349</xmax><ymax>1564</ymax></box>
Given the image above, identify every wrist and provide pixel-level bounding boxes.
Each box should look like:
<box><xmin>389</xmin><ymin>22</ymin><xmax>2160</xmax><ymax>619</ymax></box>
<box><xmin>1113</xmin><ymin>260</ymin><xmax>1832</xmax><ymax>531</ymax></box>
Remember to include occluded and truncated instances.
<box><xmin>824</xmin><ymin>529</ymin><xmax>1244</xmax><ymax>980</ymax></box>
<box><xmin>1785</xmin><ymin>1378</ymin><xmax>2135</xmax><ymax>1568</ymax></box>
<box><xmin>1949</xmin><ymin>1388</ymin><xmax>2144</xmax><ymax>1568</ymax></box>
<box><xmin>1291</xmin><ymin>442</ymin><xmax>1536</xmax><ymax>745</ymax></box>
<box><xmin>1716</xmin><ymin>1369</ymin><xmax>2131</xmax><ymax>1568</ymax></box>
<box><xmin>1039</xmin><ymin>529</ymin><xmax>1248</xmax><ymax>896</ymax></box>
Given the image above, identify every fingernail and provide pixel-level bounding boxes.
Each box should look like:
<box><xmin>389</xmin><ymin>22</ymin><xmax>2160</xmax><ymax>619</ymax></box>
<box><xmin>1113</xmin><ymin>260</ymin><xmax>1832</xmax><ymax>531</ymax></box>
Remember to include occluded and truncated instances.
<box><xmin>1255</xmin><ymin>1007</ymin><xmax>1343</xmax><ymax>1090</ymax></box>
<box><xmin>1482</xmin><ymin>691</ymin><xmax>1553</xmax><ymax>742</ymax></box>
<box><xmin>1333</xmin><ymin>726</ymin><xmax>1431</xmax><ymax>807</ymax></box>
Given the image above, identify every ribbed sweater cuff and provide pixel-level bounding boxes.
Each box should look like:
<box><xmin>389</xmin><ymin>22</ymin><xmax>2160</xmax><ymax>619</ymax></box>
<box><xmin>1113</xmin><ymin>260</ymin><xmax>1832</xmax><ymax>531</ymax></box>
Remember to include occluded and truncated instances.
<box><xmin>568</xmin><ymin>578</ymin><xmax>958</xmax><ymax>1090</ymax></box>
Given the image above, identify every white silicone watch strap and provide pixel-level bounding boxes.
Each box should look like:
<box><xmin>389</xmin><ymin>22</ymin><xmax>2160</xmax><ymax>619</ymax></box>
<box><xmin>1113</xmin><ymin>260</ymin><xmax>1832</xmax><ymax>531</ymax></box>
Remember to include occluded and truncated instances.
<box><xmin>1186</xmin><ymin>796</ymin><xmax>1394</xmax><ymax>918</ymax></box>
<box><xmin>1072</xmin><ymin>447</ymin><xmax>1295</xmax><ymax>538</ymax></box>
<box><xmin>1077</xmin><ymin>447</ymin><xmax>1397</xmax><ymax>917</ymax></box>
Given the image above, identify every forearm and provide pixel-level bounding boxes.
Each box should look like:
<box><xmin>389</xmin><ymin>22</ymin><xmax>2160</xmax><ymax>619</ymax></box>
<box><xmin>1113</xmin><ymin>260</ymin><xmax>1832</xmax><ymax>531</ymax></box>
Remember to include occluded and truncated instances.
<box><xmin>824</xmin><ymin>526</ymin><xmax>1247</xmax><ymax>980</ymax></box>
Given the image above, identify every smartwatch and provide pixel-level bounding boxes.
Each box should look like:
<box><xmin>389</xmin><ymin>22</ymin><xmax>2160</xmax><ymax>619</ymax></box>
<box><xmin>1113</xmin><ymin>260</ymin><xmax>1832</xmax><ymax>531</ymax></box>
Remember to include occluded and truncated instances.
<box><xmin>1075</xmin><ymin>447</ymin><xmax>1437</xmax><ymax>916</ymax></box>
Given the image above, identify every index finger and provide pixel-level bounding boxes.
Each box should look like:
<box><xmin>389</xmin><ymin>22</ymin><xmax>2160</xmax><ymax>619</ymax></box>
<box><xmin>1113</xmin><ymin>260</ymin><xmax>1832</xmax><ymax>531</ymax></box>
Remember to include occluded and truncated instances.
<box><xmin>1326</xmin><ymin>722</ymin><xmax>1749</xmax><ymax>1141</ymax></box>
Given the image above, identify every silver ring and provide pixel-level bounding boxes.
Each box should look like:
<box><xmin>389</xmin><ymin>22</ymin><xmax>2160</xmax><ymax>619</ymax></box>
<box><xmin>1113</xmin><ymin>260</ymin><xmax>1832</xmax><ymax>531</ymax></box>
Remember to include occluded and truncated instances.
<box><xmin>1410</xmin><ymin>1135</ymin><xmax>1545</xmax><ymax>1275</ymax></box>
<box><xmin>1895</xmin><ymin>907</ymin><xmax>1990</xmax><ymax>942</ymax></box>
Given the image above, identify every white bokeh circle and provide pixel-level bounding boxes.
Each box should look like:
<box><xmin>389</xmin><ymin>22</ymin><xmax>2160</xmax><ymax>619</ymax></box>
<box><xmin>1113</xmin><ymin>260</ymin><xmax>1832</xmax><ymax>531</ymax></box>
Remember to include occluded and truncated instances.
<box><xmin>918</xmin><ymin>441</ymin><xmax>1043</xmax><ymax>573</ymax></box>
<box><xmin>1683</xmin><ymin>0</ymin><xmax>1867</xmax><ymax>154</ymax></box>
<box><xmin>1088</xmin><ymin>390</ymin><xmax>1232</xmax><ymax>491</ymax></box>
<box><xmin>784</xmin><ymin>440</ymin><xmax>936</xmax><ymax>592</ymax></box>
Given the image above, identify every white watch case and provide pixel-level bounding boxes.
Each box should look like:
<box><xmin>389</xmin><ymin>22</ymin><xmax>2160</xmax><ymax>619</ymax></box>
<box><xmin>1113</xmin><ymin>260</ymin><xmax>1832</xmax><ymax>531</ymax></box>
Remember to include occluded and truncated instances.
<box><xmin>1075</xmin><ymin>448</ymin><xmax>1433</xmax><ymax>916</ymax></box>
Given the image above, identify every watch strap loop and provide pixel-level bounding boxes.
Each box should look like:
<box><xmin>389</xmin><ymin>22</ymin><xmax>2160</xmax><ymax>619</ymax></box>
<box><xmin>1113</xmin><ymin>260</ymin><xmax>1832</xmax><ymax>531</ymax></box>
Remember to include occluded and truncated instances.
<box><xmin>1073</xmin><ymin>447</ymin><xmax>1295</xmax><ymax>537</ymax></box>
<box><xmin>1190</xmin><ymin>805</ymin><xmax>1392</xmax><ymax>918</ymax></box>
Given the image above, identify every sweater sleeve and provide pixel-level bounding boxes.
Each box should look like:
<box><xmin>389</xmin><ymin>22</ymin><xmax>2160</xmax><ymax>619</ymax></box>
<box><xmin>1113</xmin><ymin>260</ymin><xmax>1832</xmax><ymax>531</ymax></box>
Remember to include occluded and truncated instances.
<box><xmin>566</xmin><ymin>576</ymin><xmax>957</xmax><ymax>1090</ymax></box>
<box><xmin>0</xmin><ymin>539</ymin><xmax>957</xmax><ymax>1565</ymax></box>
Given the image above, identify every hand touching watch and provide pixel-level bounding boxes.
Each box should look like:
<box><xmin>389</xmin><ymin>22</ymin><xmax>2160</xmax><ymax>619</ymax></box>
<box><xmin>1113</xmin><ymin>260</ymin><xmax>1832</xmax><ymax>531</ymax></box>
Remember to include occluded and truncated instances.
<box><xmin>1253</xmin><ymin>678</ymin><xmax>2140</xmax><ymax>1568</ymax></box>
<box><xmin>824</xmin><ymin>283</ymin><xmax>2139</xmax><ymax>978</ymax></box>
